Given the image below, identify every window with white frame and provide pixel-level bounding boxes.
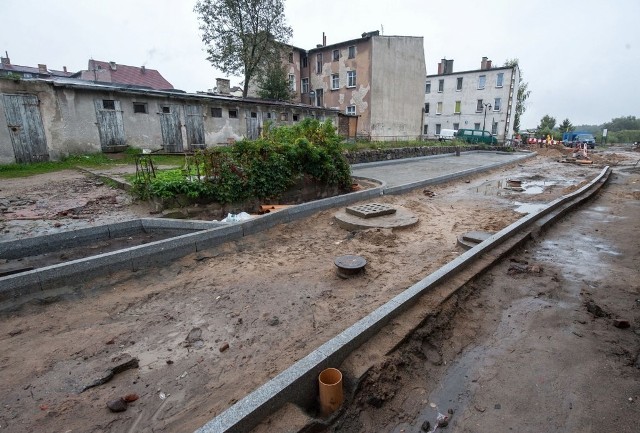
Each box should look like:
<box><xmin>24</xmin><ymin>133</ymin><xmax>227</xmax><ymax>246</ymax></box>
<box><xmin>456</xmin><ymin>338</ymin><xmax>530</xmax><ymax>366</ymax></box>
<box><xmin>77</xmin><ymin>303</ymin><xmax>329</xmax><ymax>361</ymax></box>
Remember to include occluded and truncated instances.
<box><xmin>454</xmin><ymin>101</ymin><xmax>461</xmax><ymax>113</ymax></box>
<box><xmin>288</xmin><ymin>74</ymin><xmax>296</xmax><ymax>92</ymax></box>
<box><xmin>436</xmin><ymin>102</ymin><xmax>442</xmax><ymax>114</ymax></box>
<box><xmin>494</xmin><ymin>97</ymin><xmax>501</xmax><ymax>111</ymax></box>
<box><xmin>425</xmin><ymin>81</ymin><xmax>431</xmax><ymax>93</ymax></box>
<box><xmin>438</xmin><ymin>79</ymin><xmax>444</xmax><ymax>92</ymax></box>
<box><xmin>476</xmin><ymin>99</ymin><xmax>483</xmax><ymax>112</ymax></box>
<box><xmin>478</xmin><ymin>75</ymin><xmax>486</xmax><ymax>89</ymax></box>
<box><xmin>348</xmin><ymin>45</ymin><xmax>355</xmax><ymax>58</ymax></box>
<box><xmin>496</xmin><ymin>72</ymin><xmax>504</xmax><ymax>87</ymax></box>
<box><xmin>456</xmin><ymin>77</ymin><xmax>463</xmax><ymax>90</ymax></box>
<box><xmin>347</xmin><ymin>70</ymin><xmax>356</xmax><ymax>87</ymax></box>
<box><xmin>492</xmin><ymin>121</ymin><xmax>498</xmax><ymax>135</ymax></box>
<box><xmin>301</xmin><ymin>78</ymin><xmax>309</xmax><ymax>94</ymax></box>
<box><xmin>332</xmin><ymin>49</ymin><xmax>339</xmax><ymax>61</ymax></box>
<box><xmin>331</xmin><ymin>74</ymin><xmax>339</xmax><ymax>90</ymax></box>
<box><xmin>346</xmin><ymin>105</ymin><xmax>356</xmax><ymax>115</ymax></box>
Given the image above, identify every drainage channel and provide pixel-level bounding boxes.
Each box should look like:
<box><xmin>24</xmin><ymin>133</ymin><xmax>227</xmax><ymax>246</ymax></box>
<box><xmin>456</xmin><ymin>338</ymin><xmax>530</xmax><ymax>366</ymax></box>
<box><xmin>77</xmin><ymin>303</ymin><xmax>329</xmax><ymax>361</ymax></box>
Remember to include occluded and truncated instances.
<box><xmin>195</xmin><ymin>166</ymin><xmax>611</xmax><ymax>433</ymax></box>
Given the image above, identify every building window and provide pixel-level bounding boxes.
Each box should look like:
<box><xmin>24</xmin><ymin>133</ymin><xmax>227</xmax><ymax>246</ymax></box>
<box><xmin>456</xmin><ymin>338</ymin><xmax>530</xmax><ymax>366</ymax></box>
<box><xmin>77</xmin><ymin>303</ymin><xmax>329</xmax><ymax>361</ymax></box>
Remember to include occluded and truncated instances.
<box><xmin>435</xmin><ymin>124</ymin><xmax>441</xmax><ymax>135</ymax></box>
<box><xmin>424</xmin><ymin>103</ymin><xmax>430</xmax><ymax>114</ymax></box>
<box><xmin>425</xmin><ymin>81</ymin><xmax>431</xmax><ymax>93</ymax></box>
<box><xmin>454</xmin><ymin>101</ymin><xmax>461</xmax><ymax>113</ymax></box>
<box><xmin>280</xmin><ymin>112</ymin><xmax>289</xmax><ymax>121</ymax></box>
<box><xmin>496</xmin><ymin>72</ymin><xmax>504</xmax><ymax>87</ymax></box>
<box><xmin>316</xmin><ymin>53</ymin><xmax>323</xmax><ymax>74</ymax></box>
<box><xmin>289</xmin><ymin>74</ymin><xmax>296</xmax><ymax>91</ymax></box>
<box><xmin>210</xmin><ymin>107</ymin><xmax>222</xmax><ymax>118</ymax></box>
<box><xmin>332</xmin><ymin>49</ymin><xmax>339</xmax><ymax>61</ymax></box>
<box><xmin>456</xmin><ymin>77</ymin><xmax>463</xmax><ymax>91</ymax></box>
<box><xmin>478</xmin><ymin>75</ymin><xmax>486</xmax><ymax>89</ymax></box>
<box><xmin>315</xmin><ymin>88</ymin><xmax>323</xmax><ymax>107</ymax></box>
<box><xmin>302</xmin><ymin>56</ymin><xmax>308</xmax><ymax>68</ymax></box>
<box><xmin>161</xmin><ymin>106</ymin><xmax>171</xmax><ymax>114</ymax></box>
<box><xmin>331</xmin><ymin>74</ymin><xmax>339</xmax><ymax>90</ymax></box>
<box><xmin>301</xmin><ymin>78</ymin><xmax>309</xmax><ymax>94</ymax></box>
<box><xmin>494</xmin><ymin>97</ymin><xmax>501</xmax><ymax>111</ymax></box>
<box><xmin>103</xmin><ymin>100</ymin><xmax>116</xmax><ymax>110</ymax></box>
<box><xmin>492</xmin><ymin>121</ymin><xmax>498</xmax><ymax>135</ymax></box>
<box><xmin>474</xmin><ymin>122</ymin><xmax>481</xmax><ymax>130</ymax></box>
<box><xmin>348</xmin><ymin>45</ymin><xmax>355</xmax><ymax>59</ymax></box>
<box><xmin>423</xmin><ymin>124</ymin><xmax>428</xmax><ymax>135</ymax></box>
<box><xmin>251</xmin><ymin>112</ymin><xmax>257</xmax><ymax>118</ymax></box>
<box><xmin>288</xmin><ymin>52</ymin><xmax>293</xmax><ymax>63</ymax></box>
<box><xmin>347</xmin><ymin>70</ymin><xmax>356</xmax><ymax>87</ymax></box>
<box><xmin>293</xmin><ymin>114</ymin><xmax>299</xmax><ymax>121</ymax></box>
<box><xmin>453</xmin><ymin>122</ymin><xmax>459</xmax><ymax>130</ymax></box>
<box><xmin>133</xmin><ymin>102</ymin><xmax>147</xmax><ymax>114</ymax></box>
<box><xmin>228</xmin><ymin>109</ymin><xmax>238</xmax><ymax>118</ymax></box>
<box><xmin>346</xmin><ymin>105</ymin><xmax>356</xmax><ymax>115</ymax></box>
<box><xmin>436</xmin><ymin>102</ymin><xmax>442</xmax><ymax>114</ymax></box>
<box><xmin>438</xmin><ymin>79</ymin><xmax>444</xmax><ymax>92</ymax></box>
<box><xmin>266</xmin><ymin>112</ymin><xmax>272</xmax><ymax>119</ymax></box>
<box><xmin>476</xmin><ymin>99</ymin><xmax>483</xmax><ymax>112</ymax></box>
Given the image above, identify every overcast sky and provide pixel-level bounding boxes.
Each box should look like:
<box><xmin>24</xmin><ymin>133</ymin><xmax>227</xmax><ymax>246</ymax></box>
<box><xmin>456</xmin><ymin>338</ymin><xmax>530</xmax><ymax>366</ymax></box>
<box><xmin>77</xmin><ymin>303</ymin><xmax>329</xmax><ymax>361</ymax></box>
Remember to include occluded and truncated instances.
<box><xmin>2</xmin><ymin>0</ymin><xmax>637</xmax><ymax>129</ymax></box>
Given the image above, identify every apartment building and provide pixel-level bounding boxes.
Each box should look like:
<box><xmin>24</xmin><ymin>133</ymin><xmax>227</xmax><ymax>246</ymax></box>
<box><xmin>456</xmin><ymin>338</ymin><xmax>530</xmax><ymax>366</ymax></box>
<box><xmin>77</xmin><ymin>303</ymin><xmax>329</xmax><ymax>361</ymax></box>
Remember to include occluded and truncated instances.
<box><xmin>283</xmin><ymin>31</ymin><xmax>426</xmax><ymax>140</ymax></box>
<box><xmin>424</xmin><ymin>57</ymin><xmax>519</xmax><ymax>141</ymax></box>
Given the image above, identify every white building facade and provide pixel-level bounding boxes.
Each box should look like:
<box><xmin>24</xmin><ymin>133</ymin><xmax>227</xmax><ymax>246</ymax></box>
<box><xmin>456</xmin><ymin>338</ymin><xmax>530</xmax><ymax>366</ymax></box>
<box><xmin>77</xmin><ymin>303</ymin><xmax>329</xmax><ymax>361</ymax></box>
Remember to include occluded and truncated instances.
<box><xmin>423</xmin><ymin>57</ymin><xmax>519</xmax><ymax>142</ymax></box>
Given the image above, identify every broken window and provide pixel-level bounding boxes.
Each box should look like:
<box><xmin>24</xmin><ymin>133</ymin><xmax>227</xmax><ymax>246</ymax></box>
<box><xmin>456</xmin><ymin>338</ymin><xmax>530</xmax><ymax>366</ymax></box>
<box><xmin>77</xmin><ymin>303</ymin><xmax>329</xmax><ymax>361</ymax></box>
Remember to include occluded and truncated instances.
<box><xmin>332</xmin><ymin>49</ymin><xmax>339</xmax><ymax>61</ymax></box>
<box><xmin>347</xmin><ymin>71</ymin><xmax>356</xmax><ymax>87</ymax></box>
<box><xmin>348</xmin><ymin>46</ymin><xmax>355</xmax><ymax>59</ymax></box>
<box><xmin>133</xmin><ymin>102</ymin><xmax>147</xmax><ymax>114</ymax></box>
<box><xmin>103</xmin><ymin>100</ymin><xmax>116</xmax><ymax>110</ymax></box>
<box><xmin>293</xmin><ymin>114</ymin><xmax>299</xmax><ymax>121</ymax></box>
<box><xmin>210</xmin><ymin>107</ymin><xmax>222</xmax><ymax>118</ymax></box>
<box><xmin>228</xmin><ymin>109</ymin><xmax>238</xmax><ymax>118</ymax></box>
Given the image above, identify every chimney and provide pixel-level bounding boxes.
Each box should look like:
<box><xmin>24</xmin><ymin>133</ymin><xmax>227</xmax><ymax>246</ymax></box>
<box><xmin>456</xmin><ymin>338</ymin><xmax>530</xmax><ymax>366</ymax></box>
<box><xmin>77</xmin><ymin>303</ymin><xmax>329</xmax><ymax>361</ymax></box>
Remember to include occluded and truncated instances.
<box><xmin>1</xmin><ymin>52</ymin><xmax>10</xmax><ymax>66</ymax></box>
<box><xmin>486</xmin><ymin>59</ymin><xmax>492</xmax><ymax>69</ymax></box>
<box><xmin>322</xmin><ymin>32</ymin><xmax>326</xmax><ymax>46</ymax></box>
<box><xmin>109</xmin><ymin>61</ymin><xmax>117</xmax><ymax>71</ymax></box>
<box><xmin>38</xmin><ymin>64</ymin><xmax>47</xmax><ymax>74</ymax></box>
<box><xmin>481</xmin><ymin>56</ymin><xmax>488</xmax><ymax>70</ymax></box>
<box><xmin>437</xmin><ymin>62</ymin><xmax>443</xmax><ymax>75</ymax></box>
<box><xmin>141</xmin><ymin>65</ymin><xmax>146</xmax><ymax>74</ymax></box>
<box><xmin>216</xmin><ymin>78</ymin><xmax>230</xmax><ymax>95</ymax></box>
<box><xmin>63</xmin><ymin>66</ymin><xmax>67</xmax><ymax>73</ymax></box>
<box><xmin>443</xmin><ymin>59</ymin><xmax>454</xmax><ymax>74</ymax></box>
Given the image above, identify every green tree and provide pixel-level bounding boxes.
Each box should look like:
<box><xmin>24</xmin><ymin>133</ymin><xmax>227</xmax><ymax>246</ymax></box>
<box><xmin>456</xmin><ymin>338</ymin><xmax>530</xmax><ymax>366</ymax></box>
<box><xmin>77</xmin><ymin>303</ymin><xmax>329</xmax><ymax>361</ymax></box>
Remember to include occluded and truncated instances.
<box><xmin>504</xmin><ymin>59</ymin><xmax>530</xmax><ymax>133</ymax></box>
<box><xmin>194</xmin><ymin>0</ymin><xmax>293</xmax><ymax>98</ymax></box>
<box><xmin>256</xmin><ymin>59</ymin><xmax>293</xmax><ymax>101</ymax></box>
<box><xmin>537</xmin><ymin>114</ymin><xmax>557</xmax><ymax>138</ymax></box>
<box><xmin>558</xmin><ymin>118</ymin><xmax>574</xmax><ymax>133</ymax></box>
<box><xmin>602</xmin><ymin>115</ymin><xmax>640</xmax><ymax>132</ymax></box>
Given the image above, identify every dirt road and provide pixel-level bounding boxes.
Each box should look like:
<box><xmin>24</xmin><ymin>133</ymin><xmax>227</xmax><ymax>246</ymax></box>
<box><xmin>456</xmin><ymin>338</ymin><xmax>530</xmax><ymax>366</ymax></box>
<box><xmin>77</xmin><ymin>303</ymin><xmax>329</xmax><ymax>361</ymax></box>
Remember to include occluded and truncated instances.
<box><xmin>0</xmin><ymin>149</ymin><xmax>638</xmax><ymax>432</ymax></box>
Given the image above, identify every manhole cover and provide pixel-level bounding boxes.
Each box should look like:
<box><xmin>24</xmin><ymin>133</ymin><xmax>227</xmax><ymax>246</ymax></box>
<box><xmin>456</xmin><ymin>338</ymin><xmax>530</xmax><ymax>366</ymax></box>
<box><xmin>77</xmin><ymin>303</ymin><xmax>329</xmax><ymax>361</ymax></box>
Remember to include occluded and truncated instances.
<box><xmin>334</xmin><ymin>255</ymin><xmax>367</xmax><ymax>278</ymax></box>
<box><xmin>345</xmin><ymin>203</ymin><xmax>396</xmax><ymax>219</ymax></box>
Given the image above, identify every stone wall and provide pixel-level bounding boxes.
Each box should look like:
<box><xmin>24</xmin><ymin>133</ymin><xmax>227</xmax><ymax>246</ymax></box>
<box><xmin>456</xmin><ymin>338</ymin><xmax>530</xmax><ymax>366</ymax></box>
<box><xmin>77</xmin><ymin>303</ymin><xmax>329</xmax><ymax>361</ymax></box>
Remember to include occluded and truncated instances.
<box><xmin>344</xmin><ymin>145</ymin><xmax>511</xmax><ymax>164</ymax></box>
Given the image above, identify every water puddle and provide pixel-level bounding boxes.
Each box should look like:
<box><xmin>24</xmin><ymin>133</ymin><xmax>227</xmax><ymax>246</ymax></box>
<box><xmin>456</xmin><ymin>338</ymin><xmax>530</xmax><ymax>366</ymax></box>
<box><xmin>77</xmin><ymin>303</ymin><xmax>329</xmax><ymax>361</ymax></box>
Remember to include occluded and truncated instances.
<box><xmin>474</xmin><ymin>177</ymin><xmax>571</xmax><ymax>196</ymax></box>
<box><xmin>513</xmin><ymin>202</ymin><xmax>547</xmax><ymax>214</ymax></box>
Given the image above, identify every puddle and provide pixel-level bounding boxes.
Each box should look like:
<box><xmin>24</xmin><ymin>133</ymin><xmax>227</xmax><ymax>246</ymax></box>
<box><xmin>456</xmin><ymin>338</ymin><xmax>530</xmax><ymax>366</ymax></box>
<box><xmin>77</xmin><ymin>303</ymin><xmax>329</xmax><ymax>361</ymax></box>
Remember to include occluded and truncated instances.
<box><xmin>513</xmin><ymin>202</ymin><xmax>547</xmax><ymax>214</ymax></box>
<box><xmin>474</xmin><ymin>178</ymin><xmax>566</xmax><ymax>196</ymax></box>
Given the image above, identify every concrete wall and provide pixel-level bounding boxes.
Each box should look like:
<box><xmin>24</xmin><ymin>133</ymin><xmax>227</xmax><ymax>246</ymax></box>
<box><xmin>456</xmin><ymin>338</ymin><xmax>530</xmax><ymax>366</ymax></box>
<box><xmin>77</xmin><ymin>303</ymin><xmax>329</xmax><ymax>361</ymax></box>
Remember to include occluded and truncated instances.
<box><xmin>424</xmin><ymin>65</ymin><xmax>519</xmax><ymax>141</ymax></box>
<box><xmin>0</xmin><ymin>79</ymin><xmax>339</xmax><ymax>164</ymax></box>
<box><xmin>370</xmin><ymin>36</ymin><xmax>425</xmax><ymax>141</ymax></box>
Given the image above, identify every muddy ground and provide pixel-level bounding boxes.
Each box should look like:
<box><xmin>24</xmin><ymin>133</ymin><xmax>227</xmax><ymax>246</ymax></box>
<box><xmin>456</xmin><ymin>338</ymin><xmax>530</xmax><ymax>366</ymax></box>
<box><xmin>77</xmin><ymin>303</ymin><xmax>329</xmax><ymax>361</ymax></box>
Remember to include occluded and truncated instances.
<box><xmin>0</xmin><ymin>148</ymin><xmax>638</xmax><ymax>432</ymax></box>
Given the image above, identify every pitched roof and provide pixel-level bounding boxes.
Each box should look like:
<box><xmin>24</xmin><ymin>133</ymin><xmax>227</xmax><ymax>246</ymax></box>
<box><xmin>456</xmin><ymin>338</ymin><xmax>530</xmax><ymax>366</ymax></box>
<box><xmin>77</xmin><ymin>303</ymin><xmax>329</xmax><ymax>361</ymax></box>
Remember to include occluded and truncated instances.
<box><xmin>0</xmin><ymin>62</ymin><xmax>73</xmax><ymax>77</ymax></box>
<box><xmin>79</xmin><ymin>60</ymin><xmax>174</xmax><ymax>90</ymax></box>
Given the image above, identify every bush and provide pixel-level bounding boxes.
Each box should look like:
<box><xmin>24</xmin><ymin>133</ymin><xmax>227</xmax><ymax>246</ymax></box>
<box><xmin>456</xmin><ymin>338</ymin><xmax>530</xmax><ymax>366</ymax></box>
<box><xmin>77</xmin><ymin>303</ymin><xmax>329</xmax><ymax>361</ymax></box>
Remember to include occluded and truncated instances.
<box><xmin>132</xmin><ymin>119</ymin><xmax>352</xmax><ymax>203</ymax></box>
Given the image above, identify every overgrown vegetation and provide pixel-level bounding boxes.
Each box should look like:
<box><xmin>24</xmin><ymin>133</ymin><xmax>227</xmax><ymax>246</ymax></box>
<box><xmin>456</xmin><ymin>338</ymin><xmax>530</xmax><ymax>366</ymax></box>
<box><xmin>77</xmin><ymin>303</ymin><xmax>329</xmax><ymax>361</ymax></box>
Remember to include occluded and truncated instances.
<box><xmin>132</xmin><ymin>119</ymin><xmax>352</xmax><ymax>203</ymax></box>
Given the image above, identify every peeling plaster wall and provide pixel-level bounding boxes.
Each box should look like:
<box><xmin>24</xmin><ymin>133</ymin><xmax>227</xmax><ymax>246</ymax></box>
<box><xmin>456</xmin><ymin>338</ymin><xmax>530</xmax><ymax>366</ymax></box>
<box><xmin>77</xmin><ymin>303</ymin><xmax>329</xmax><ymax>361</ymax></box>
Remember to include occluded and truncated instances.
<box><xmin>369</xmin><ymin>36</ymin><xmax>425</xmax><ymax>140</ymax></box>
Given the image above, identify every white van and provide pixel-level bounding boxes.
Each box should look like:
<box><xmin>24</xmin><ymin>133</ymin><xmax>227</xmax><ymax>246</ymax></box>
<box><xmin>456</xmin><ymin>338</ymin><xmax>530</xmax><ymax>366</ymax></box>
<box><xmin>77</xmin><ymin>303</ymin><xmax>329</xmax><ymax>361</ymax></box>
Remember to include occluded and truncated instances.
<box><xmin>437</xmin><ymin>129</ymin><xmax>456</xmax><ymax>141</ymax></box>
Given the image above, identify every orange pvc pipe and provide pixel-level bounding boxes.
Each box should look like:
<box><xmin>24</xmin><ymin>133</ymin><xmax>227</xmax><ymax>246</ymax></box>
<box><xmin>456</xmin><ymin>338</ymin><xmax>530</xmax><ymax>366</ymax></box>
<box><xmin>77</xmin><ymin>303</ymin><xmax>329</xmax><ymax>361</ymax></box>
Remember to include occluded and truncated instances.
<box><xmin>319</xmin><ymin>368</ymin><xmax>343</xmax><ymax>417</ymax></box>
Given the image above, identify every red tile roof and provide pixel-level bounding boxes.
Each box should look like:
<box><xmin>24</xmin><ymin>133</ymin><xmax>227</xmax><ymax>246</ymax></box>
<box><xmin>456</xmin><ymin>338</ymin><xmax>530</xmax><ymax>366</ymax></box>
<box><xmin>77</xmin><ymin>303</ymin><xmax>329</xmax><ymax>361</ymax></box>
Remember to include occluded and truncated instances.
<box><xmin>78</xmin><ymin>60</ymin><xmax>174</xmax><ymax>90</ymax></box>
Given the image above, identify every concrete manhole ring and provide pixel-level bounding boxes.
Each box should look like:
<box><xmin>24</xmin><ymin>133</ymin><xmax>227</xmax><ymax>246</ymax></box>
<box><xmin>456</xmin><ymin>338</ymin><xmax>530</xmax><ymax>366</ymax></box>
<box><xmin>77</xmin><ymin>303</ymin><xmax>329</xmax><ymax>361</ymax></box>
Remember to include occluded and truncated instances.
<box><xmin>334</xmin><ymin>204</ymin><xmax>419</xmax><ymax>230</ymax></box>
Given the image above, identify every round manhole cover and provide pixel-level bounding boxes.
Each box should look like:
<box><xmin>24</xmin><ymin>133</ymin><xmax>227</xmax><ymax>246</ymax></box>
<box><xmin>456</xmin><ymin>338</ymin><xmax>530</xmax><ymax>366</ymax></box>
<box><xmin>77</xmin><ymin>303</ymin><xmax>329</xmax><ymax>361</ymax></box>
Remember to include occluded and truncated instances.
<box><xmin>334</xmin><ymin>255</ymin><xmax>367</xmax><ymax>278</ymax></box>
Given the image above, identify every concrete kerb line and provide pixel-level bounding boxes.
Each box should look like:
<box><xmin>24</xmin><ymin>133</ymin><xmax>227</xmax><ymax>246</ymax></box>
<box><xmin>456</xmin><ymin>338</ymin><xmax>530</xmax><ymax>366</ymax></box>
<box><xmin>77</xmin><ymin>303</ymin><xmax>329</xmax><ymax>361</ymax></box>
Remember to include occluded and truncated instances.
<box><xmin>195</xmin><ymin>165</ymin><xmax>611</xmax><ymax>433</ymax></box>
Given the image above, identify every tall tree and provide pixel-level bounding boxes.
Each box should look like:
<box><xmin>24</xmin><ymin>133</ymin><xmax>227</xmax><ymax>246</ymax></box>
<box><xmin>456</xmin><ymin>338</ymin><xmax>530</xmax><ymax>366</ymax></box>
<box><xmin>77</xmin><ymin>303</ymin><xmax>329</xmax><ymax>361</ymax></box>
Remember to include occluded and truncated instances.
<box><xmin>602</xmin><ymin>115</ymin><xmax>640</xmax><ymax>132</ymax></box>
<box><xmin>537</xmin><ymin>114</ymin><xmax>556</xmax><ymax>131</ymax></box>
<box><xmin>558</xmin><ymin>118</ymin><xmax>574</xmax><ymax>133</ymax></box>
<box><xmin>257</xmin><ymin>60</ymin><xmax>293</xmax><ymax>101</ymax></box>
<box><xmin>194</xmin><ymin>0</ymin><xmax>293</xmax><ymax>98</ymax></box>
<box><xmin>504</xmin><ymin>59</ymin><xmax>530</xmax><ymax>133</ymax></box>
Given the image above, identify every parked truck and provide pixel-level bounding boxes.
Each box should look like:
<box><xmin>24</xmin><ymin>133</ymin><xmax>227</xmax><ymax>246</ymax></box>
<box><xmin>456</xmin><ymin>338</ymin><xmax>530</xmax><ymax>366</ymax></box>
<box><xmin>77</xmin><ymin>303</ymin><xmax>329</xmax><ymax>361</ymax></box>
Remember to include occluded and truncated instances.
<box><xmin>562</xmin><ymin>131</ymin><xmax>596</xmax><ymax>149</ymax></box>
